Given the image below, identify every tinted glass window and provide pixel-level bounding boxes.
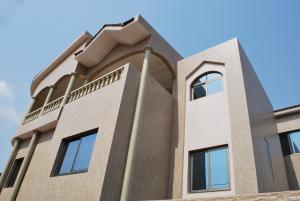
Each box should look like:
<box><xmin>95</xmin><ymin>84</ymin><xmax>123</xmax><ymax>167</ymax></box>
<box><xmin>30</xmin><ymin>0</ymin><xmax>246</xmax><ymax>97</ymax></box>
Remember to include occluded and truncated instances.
<box><xmin>191</xmin><ymin>151</ymin><xmax>208</xmax><ymax>190</ymax></box>
<box><xmin>210</xmin><ymin>148</ymin><xmax>229</xmax><ymax>189</ymax></box>
<box><xmin>289</xmin><ymin>132</ymin><xmax>300</xmax><ymax>153</ymax></box>
<box><xmin>280</xmin><ymin>131</ymin><xmax>300</xmax><ymax>155</ymax></box>
<box><xmin>191</xmin><ymin>72</ymin><xmax>222</xmax><ymax>101</ymax></box>
<box><xmin>73</xmin><ymin>134</ymin><xmax>97</xmax><ymax>172</ymax></box>
<box><xmin>207</xmin><ymin>79</ymin><xmax>222</xmax><ymax>96</ymax></box>
<box><xmin>57</xmin><ymin>131</ymin><xmax>97</xmax><ymax>176</ymax></box>
<box><xmin>193</xmin><ymin>85</ymin><xmax>206</xmax><ymax>100</ymax></box>
<box><xmin>5</xmin><ymin>158</ymin><xmax>23</xmax><ymax>188</ymax></box>
<box><xmin>59</xmin><ymin>140</ymin><xmax>80</xmax><ymax>175</ymax></box>
<box><xmin>190</xmin><ymin>146</ymin><xmax>229</xmax><ymax>192</ymax></box>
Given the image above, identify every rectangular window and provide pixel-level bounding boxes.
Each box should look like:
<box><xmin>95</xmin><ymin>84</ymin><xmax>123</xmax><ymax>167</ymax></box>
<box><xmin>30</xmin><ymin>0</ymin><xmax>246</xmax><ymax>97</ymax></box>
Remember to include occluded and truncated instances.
<box><xmin>190</xmin><ymin>146</ymin><xmax>230</xmax><ymax>192</ymax></box>
<box><xmin>280</xmin><ymin>130</ymin><xmax>300</xmax><ymax>155</ymax></box>
<box><xmin>53</xmin><ymin>130</ymin><xmax>97</xmax><ymax>176</ymax></box>
<box><xmin>4</xmin><ymin>158</ymin><xmax>24</xmax><ymax>188</ymax></box>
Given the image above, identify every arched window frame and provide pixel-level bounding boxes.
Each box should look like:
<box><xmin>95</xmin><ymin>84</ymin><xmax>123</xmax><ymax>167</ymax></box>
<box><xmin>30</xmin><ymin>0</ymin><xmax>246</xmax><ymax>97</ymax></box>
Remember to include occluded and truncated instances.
<box><xmin>190</xmin><ymin>71</ymin><xmax>223</xmax><ymax>101</ymax></box>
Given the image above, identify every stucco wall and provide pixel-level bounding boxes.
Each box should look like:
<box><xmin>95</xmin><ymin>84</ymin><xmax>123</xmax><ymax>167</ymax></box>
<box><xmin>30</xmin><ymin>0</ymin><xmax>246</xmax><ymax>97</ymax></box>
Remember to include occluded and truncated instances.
<box><xmin>32</xmin><ymin>43</ymin><xmax>85</xmax><ymax>97</ymax></box>
<box><xmin>182</xmin><ymin>63</ymin><xmax>235</xmax><ymax>199</ymax></box>
<box><xmin>276</xmin><ymin>112</ymin><xmax>300</xmax><ymax>190</ymax></box>
<box><xmin>0</xmin><ymin>64</ymin><xmax>136</xmax><ymax>201</ymax></box>
<box><xmin>129</xmin><ymin>74</ymin><xmax>174</xmax><ymax>201</ymax></box>
<box><xmin>174</xmin><ymin>38</ymin><xmax>261</xmax><ymax>199</ymax></box>
<box><xmin>238</xmin><ymin>43</ymin><xmax>288</xmax><ymax>192</ymax></box>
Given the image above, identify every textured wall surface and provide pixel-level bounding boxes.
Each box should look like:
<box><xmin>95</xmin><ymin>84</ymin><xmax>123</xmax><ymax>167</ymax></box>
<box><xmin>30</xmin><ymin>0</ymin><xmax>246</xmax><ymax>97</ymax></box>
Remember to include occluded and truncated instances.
<box><xmin>151</xmin><ymin>190</ymin><xmax>300</xmax><ymax>201</ymax></box>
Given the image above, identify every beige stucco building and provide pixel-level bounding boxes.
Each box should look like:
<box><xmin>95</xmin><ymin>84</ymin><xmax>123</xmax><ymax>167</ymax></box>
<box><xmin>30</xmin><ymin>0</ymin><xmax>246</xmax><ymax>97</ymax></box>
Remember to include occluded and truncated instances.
<box><xmin>0</xmin><ymin>15</ymin><xmax>300</xmax><ymax>201</ymax></box>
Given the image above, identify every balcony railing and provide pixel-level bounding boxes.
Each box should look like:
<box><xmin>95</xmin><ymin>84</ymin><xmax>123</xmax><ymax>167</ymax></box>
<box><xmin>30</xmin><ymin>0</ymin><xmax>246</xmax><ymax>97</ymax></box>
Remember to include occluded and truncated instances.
<box><xmin>42</xmin><ymin>96</ymin><xmax>63</xmax><ymax>115</ymax></box>
<box><xmin>22</xmin><ymin>66</ymin><xmax>125</xmax><ymax>125</ymax></box>
<box><xmin>23</xmin><ymin>108</ymin><xmax>42</xmax><ymax>124</ymax></box>
<box><xmin>68</xmin><ymin>66</ymin><xmax>124</xmax><ymax>103</ymax></box>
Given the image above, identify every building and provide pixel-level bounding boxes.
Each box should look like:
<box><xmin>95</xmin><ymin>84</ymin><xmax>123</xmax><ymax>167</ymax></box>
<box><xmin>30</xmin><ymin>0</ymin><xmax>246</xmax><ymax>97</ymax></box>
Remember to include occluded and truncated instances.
<box><xmin>0</xmin><ymin>15</ymin><xmax>299</xmax><ymax>201</ymax></box>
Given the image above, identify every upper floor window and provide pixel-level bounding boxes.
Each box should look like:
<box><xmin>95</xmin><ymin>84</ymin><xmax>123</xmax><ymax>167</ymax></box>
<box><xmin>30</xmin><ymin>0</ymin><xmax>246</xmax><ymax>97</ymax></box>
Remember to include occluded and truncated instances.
<box><xmin>280</xmin><ymin>130</ymin><xmax>300</xmax><ymax>155</ymax></box>
<box><xmin>189</xmin><ymin>146</ymin><xmax>230</xmax><ymax>193</ymax></box>
<box><xmin>53</xmin><ymin>130</ymin><xmax>97</xmax><ymax>176</ymax></box>
<box><xmin>191</xmin><ymin>72</ymin><xmax>223</xmax><ymax>101</ymax></box>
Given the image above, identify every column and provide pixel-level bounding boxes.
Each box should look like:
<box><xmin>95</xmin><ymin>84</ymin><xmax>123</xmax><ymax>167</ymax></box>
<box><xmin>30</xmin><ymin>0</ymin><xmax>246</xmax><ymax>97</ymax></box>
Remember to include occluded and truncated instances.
<box><xmin>10</xmin><ymin>131</ymin><xmax>39</xmax><ymax>201</ymax></box>
<box><xmin>120</xmin><ymin>48</ymin><xmax>152</xmax><ymax>201</ymax></box>
<box><xmin>0</xmin><ymin>139</ymin><xmax>21</xmax><ymax>193</ymax></box>
<box><xmin>60</xmin><ymin>72</ymin><xmax>77</xmax><ymax>106</ymax></box>
<box><xmin>22</xmin><ymin>97</ymin><xmax>36</xmax><ymax>122</ymax></box>
<box><xmin>39</xmin><ymin>85</ymin><xmax>55</xmax><ymax>116</ymax></box>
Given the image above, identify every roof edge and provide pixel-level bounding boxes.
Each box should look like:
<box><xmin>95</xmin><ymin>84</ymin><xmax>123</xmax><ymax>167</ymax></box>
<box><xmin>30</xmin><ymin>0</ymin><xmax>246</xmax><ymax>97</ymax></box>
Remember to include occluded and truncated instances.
<box><xmin>274</xmin><ymin>104</ymin><xmax>300</xmax><ymax>118</ymax></box>
<box><xmin>30</xmin><ymin>31</ymin><xmax>92</xmax><ymax>96</ymax></box>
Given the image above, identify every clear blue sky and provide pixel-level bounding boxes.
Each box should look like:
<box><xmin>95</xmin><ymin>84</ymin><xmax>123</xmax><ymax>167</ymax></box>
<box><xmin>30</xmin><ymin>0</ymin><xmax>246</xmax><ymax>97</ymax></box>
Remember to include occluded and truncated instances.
<box><xmin>0</xmin><ymin>0</ymin><xmax>299</xmax><ymax>171</ymax></box>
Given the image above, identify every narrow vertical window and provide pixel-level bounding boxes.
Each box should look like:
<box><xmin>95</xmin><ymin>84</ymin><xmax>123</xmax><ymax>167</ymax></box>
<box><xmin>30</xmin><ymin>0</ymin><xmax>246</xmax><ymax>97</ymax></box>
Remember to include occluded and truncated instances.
<box><xmin>4</xmin><ymin>158</ymin><xmax>24</xmax><ymax>188</ymax></box>
<box><xmin>190</xmin><ymin>146</ymin><xmax>230</xmax><ymax>192</ymax></box>
<box><xmin>191</xmin><ymin>72</ymin><xmax>223</xmax><ymax>101</ymax></box>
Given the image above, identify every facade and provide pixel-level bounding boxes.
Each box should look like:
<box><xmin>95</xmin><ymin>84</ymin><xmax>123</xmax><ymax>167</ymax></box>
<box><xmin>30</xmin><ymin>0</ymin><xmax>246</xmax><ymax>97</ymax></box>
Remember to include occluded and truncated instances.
<box><xmin>0</xmin><ymin>15</ymin><xmax>299</xmax><ymax>201</ymax></box>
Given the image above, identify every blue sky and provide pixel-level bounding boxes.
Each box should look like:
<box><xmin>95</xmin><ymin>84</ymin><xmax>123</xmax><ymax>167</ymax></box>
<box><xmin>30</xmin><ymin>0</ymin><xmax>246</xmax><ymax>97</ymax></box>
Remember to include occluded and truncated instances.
<box><xmin>0</xmin><ymin>0</ymin><xmax>299</xmax><ymax>171</ymax></box>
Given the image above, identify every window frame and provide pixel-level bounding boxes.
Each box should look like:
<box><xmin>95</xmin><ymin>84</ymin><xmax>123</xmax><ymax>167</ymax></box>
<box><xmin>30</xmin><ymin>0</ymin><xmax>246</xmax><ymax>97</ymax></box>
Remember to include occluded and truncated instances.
<box><xmin>189</xmin><ymin>145</ymin><xmax>231</xmax><ymax>193</ymax></box>
<box><xmin>4</xmin><ymin>157</ymin><xmax>24</xmax><ymax>188</ymax></box>
<box><xmin>280</xmin><ymin>129</ymin><xmax>300</xmax><ymax>156</ymax></box>
<box><xmin>190</xmin><ymin>71</ymin><xmax>223</xmax><ymax>101</ymax></box>
<box><xmin>51</xmin><ymin>128</ymin><xmax>98</xmax><ymax>177</ymax></box>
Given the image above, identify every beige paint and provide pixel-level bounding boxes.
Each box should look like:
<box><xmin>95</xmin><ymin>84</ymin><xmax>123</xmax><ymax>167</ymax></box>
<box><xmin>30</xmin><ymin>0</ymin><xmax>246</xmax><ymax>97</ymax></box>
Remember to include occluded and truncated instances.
<box><xmin>238</xmin><ymin>43</ymin><xmax>288</xmax><ymax>192</ymax></box>
<box><xmin>182</xmin><ymin>63</ymin><xmax>235</xmax><ymax>199</ymax></box>
<box><xmin>275</xmin><ymin>112</ymin><xmax>300</xmax><ymax>190</ymax></box>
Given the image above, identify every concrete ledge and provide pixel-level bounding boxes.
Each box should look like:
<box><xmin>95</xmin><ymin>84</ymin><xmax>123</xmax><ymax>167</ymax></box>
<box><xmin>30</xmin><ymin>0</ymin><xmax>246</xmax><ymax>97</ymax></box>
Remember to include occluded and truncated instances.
<box><xmin>150</xmin><ymin>190</ymin><xmax>300</xmax><ymax>201</ymax></box>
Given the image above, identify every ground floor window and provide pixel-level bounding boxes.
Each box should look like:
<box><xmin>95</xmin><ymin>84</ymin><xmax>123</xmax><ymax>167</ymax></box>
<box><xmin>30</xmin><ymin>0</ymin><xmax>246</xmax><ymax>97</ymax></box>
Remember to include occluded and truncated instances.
<box><xmin>52</xmin><ymin>130</ymin><xmax>97</xmax><ymax>176</ymax></box>
<box><xmin>190</xmin><ymin>145</ymin><xmax>230</xmax><ymax>192</ymax></box>
<box><xmin>4</xmin><ymin>158</ymin><xmax>24</xmax><ymax>188</ymax></box>
<box><xmin>280</xmin><ymin>130</ymin><xmax>300</xmax><ymax>155</ymax></box>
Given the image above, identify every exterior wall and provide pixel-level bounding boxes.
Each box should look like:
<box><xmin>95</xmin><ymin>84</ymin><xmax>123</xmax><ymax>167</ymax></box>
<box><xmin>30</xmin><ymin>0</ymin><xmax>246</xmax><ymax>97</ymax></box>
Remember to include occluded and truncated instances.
<box><xmin>32</xmin><ymin>43</ymin><xmax>85</xmax><ymax>97</ymax></box>
<box><xmin>129</xmin><ymin>74</ymin><xmax>173</xmax><ymax>200</ymax></box>
<box><xmin>238</xmin><ymin>44</ymin><xmax>289</xmax><ymax>192</ymax></box>
<box><xmin>174</xmin><ymin>38</ymin><xmax>271</xmax><ymax>199</ymax></box>
<box><xmin>276</xmin><ymin>112</ymin><xmax>300</xmax><ymax>190</ymax></box>
<box><xmin>182</xmin><ymin>63</ymin><xmax>235</xmax><ymax>199</ymax></box>
<box><xmin>0</xmin><ymin>64</ymin><xmax>138</xmax><ymax>201</ymax></box>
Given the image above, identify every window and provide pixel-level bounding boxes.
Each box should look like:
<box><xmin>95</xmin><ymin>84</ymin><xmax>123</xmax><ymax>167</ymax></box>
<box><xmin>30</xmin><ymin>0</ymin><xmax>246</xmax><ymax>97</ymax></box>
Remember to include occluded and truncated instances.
<box><xmin>53</xmin><ymin>131</ymin><xmax>97</xmax><ymax>176</ymax></box>
<box><xmin>191</xmin><ymin>72</ymin><xmax>222</xmax><ymax>100</ymax></box>
<box><xmin>280</xmin><ymin>130</ymin><xmax>300</xmax><ymax>155</ymax></box>
<box><xmin>4</xmin><ymin>158</ymin><xmax>23</xmax><ymax>188</ymax></box>
<box><xmin>190</xmin><ymin>146</ymin><xmax>229</xmax><ymax>192</ymax></box>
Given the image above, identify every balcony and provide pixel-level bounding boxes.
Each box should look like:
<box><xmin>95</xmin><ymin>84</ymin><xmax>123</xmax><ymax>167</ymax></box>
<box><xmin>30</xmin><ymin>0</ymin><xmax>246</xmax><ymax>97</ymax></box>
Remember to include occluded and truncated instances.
<box><xmin>23</xmin><ymin>66</ymin><xmax>124</xmax><ymax>125</ymax></box>
<box><xmin>18</xmin><ymin>66</ymin><xmax>125</xmax><ymax>137</ymax></box>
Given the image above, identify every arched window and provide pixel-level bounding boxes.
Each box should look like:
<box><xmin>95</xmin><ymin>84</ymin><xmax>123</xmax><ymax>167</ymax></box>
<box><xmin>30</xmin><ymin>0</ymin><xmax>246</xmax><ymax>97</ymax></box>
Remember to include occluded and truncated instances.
<box><xmin>191</xmin><ymin>72</ymin><xmax>223</xmax><ymax>100</ymax></box>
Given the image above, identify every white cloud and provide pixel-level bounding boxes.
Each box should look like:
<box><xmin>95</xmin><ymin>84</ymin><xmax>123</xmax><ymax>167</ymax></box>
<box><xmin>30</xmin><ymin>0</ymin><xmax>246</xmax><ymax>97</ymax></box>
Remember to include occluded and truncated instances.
<box><xmin>0</xmin><ymin>80</ymin><xmax>14</xmax><ymax>99</ymax></box>
<box><xmin>0</xmin><ymin>80</ymin><xmax>20</xmax><ymax>124</ymax></box>
<box><xmin>0</xmin><ymin>105</ymin><xmax>19</xmax><ymax>124</ymax></box>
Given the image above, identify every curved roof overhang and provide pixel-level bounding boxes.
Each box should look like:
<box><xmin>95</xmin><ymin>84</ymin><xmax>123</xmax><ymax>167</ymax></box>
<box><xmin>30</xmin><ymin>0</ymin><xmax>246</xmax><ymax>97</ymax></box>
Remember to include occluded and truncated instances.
<box><xmin>74</xmin><ymin>15</ymin><xmax>151</xmax><ymax>68</ymax></box>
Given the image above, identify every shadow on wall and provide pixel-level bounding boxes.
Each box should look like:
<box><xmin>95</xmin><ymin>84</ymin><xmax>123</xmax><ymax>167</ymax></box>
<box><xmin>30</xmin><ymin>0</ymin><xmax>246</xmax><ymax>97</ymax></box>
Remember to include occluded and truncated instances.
<box><xmin>284</xmin><ymin>156</ymin><xmax>300</xmax><ymax>190</ymax></box>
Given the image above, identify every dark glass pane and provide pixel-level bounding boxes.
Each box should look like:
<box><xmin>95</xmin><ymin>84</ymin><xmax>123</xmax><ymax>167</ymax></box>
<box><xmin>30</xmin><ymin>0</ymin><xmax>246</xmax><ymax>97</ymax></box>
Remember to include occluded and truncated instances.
<box><xmin>193</xmin><ymin>84</ymin><xmax>206</xmax><ymax>100</ymax></box>
<box><xmin>73</xmin><ymin>134</ymin><xmax>97</xmax><ymax>172</ymax></box>
<box><xmin>5</xmin><ymin>158</ymin><xmax>23</xmax><ymax>187</ymax></box>
<box><xmin>210</xmin><ymin>148</ymin><xmax>229</xmax><ymax>189</ymax></box>
<box><xmin>207</xmin><ymin>79</ymin><xmax>222</xmax><ymax>95</ymax></box>
<box><xmin>59</xmin><ymin>140</ymin><xmax>80</xmax><ymax>175</ymax></box>
<box><xmin>280</xmin><ymin>134</ymin><xmax>292</xmax><ymax>155</ymax></box>
<box><xmin>191</xmin><ymin>151</ymin><xmax>208</xmax><ymax>191</ymax></box>
<box><xmin>290</xmin><ymin>131</ymin><xmax>300</xmax><ymax>153</ymax></box>
<box><xmin>207</xmin><ymin>73</ymin><xmax>221</xmax><ymax>81</ymax></box>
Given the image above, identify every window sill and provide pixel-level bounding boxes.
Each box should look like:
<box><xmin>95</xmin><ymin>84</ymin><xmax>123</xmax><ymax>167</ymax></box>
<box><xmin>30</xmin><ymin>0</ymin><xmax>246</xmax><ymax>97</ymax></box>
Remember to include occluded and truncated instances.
<box><xmin>52</xmin><ymin>169</ymin><xmax>88</xmax><ymax>177</ymax></box>
<box><xmin>190</xmin><ymin>187</ymin><xmax>231</xmax><ymax>194</ymax></box>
